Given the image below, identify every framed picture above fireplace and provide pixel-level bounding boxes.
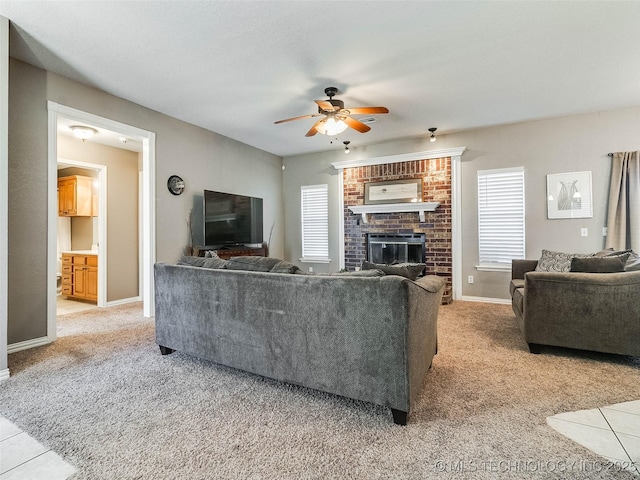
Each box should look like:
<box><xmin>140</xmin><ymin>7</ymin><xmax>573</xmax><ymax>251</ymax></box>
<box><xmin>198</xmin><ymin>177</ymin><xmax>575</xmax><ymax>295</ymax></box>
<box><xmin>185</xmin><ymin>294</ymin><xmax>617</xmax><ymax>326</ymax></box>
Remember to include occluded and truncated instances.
<box><xmin>364</xmin><ymin>179</ymin><xmax>423</xmax><ymax>205</ymax></box>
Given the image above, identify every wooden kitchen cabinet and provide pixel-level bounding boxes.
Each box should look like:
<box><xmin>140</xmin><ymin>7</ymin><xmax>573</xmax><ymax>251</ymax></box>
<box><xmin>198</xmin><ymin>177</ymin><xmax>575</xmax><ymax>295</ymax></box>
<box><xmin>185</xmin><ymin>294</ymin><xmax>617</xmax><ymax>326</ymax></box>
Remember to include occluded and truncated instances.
<box><xmin>61</xmin><ymin>253</ymin><xmax>97</xmax><ymax>302</ymax></box>
<box><xmin>58</xmin><ymin>175</ymin><xmax>93</xmax><ymax>216</ymax></box>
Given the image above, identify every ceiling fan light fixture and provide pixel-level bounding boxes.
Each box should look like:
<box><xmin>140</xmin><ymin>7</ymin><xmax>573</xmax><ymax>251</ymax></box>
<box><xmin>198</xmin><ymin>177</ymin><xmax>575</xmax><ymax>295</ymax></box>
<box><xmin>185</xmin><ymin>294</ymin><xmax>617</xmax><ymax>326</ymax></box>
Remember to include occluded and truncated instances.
<box><xmin>70</xmin><ymin>125</ymin><xmax>98</xmax><ymax>141</ymax></box>
<box><xmin>343</xmin><ymin>141</ymin><xmax>350</xmax><ymax>154</ymax></box>
<box><xmin>317</xmin><ymin>116</ymin><xmax>349</xmax><ymax>136</ymax></box>
<box><xmin>428</xmin><ymin>127</ymin><xmax>437</xmax><ymax>143</ymax></box>
<box><xmin>274</xmin><ymin>87</ymin><xmax>388</xmax><ymax>138</ymax></box>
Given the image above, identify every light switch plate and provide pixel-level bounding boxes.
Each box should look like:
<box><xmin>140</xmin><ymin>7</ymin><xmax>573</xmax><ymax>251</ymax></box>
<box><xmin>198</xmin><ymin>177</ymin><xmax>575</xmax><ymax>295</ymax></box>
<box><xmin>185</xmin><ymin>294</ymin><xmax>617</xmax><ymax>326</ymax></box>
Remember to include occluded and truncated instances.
<box><xmin>581</xmin><ymin>228</ymin><xmax>588</xmax><ymax>237</ymax></box>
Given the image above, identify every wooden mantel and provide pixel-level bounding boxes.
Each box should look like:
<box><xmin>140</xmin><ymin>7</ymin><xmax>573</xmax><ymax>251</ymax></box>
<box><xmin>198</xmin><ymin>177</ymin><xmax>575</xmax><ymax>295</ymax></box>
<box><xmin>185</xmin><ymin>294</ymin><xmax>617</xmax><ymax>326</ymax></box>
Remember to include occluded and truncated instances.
<box><xmin>348</xmin><ymin>202</ymin><xmax>440</xmax><ymax>224</ymax></box>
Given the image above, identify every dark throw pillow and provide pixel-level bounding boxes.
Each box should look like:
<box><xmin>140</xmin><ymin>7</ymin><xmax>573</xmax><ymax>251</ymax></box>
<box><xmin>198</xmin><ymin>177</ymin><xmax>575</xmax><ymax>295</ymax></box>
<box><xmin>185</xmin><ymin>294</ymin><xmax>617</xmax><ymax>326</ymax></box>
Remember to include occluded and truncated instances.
<box><xmin>596</xmin><ymin>248</ymin><xmax>640</xmax><ymax>272</ymax></box>
<box><xmin>570</xmin><ymin>254</ymin><xmax>630</xmax><ymax>273</ymax></box>
<box><xmin>269</xmin><ymin>260</ymin><xmax>303</xmax><ymax>274</ymax></box>
<box><xmin>625</xmin><ymin>251</ymin><xmax>640</xmax><ymax>271</ymax></box>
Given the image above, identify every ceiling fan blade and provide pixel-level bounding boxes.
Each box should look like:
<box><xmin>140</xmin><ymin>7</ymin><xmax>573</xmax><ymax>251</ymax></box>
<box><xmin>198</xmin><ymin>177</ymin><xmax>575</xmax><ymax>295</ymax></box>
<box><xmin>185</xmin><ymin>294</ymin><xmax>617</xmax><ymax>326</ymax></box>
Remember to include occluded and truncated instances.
<box><xmin>274</xmin><ymin>114</ymin><xmax>321</xmax><ymax>124</ymax></box>
<box><xmin>343</xmin><ymin>116</ymin><xmax>371</xmax><ymax>133</ymax></box>
<box><xmin>305</xmin><ymin>119</ymin><xmax>324</xmax><ymax>137</ymax></box>
<box><xmin>315</xmin><ymin>100</ymin><xmax>337</xmax><ymax>112</ymax></box>
<box><xmin>345</xmin><ymin>107</ymin><xmax>389</xmax><ymax>115</ymax></box>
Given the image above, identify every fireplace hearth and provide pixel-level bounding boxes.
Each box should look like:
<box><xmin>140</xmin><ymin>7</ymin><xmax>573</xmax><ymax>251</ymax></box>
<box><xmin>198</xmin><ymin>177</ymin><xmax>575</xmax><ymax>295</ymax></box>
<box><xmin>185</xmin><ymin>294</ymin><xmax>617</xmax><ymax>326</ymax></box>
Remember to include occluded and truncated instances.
<box><xmin>367</xmin><ymin>233</ymin><xmax>426</xmax><ymax>264</ymax></box>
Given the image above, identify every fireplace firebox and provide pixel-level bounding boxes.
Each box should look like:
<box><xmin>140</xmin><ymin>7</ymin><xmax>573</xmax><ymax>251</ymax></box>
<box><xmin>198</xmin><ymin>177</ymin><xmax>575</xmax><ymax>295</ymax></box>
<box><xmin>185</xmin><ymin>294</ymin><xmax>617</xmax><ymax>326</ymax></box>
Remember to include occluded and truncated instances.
<box><xmin>366</xmin><ymin>233</ymin><xmax>426</xmax><ymax>264</ymax></box>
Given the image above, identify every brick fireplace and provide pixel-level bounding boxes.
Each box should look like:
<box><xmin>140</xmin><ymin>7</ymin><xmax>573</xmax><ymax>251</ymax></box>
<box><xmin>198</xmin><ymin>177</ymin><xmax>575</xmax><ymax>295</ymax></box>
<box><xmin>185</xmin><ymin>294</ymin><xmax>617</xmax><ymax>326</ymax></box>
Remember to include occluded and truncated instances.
<box><xmin>343</xmin><ymin>157</ymin><xmax>452</xmax><ymax>301</ymax></box>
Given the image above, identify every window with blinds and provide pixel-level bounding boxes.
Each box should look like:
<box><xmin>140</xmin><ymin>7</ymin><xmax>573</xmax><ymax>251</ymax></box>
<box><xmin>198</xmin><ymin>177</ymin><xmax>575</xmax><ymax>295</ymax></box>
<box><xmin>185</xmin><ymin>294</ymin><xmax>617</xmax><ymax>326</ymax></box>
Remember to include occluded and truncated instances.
<box><xmin>477</xmin><ymin>167</ymin><xmax>525</xmax><ymax>270</ymax></box>
<box><xmin>301</xmin><ymin>184</ymin><xmax>329</xmax><ymax>261</ymax></box>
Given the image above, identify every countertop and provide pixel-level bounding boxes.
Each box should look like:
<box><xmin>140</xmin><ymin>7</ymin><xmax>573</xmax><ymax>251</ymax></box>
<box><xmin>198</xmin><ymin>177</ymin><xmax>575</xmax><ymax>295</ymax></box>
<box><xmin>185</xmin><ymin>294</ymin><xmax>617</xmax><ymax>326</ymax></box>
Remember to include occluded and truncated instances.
<box><xmin>62</xmin><ymin>250</ymin><xmax>98</xmax><ymax>255</ymax></box>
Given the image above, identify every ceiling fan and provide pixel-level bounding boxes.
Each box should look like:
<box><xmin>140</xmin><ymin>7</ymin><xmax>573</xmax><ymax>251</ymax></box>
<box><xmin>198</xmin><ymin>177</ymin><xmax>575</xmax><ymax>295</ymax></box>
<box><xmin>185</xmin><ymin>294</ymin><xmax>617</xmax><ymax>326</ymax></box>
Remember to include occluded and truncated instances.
<box><xmin>274</xmin><ymin>87</ymin><xmax>389</xmax><ymax>137</ymax></box>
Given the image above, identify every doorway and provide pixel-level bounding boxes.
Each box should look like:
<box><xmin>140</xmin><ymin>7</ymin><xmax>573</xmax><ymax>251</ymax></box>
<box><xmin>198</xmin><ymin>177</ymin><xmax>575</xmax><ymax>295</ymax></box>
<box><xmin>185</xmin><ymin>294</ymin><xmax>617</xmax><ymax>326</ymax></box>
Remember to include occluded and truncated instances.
<box><xmin>55</xmin><ymin>159</ymin><xmax>105</xmax><ymax>317</ymax></box>
<box><xmin>47</xmin><ymin>102</ymin><xmax>156</xmax><ymax>344</ymax></box>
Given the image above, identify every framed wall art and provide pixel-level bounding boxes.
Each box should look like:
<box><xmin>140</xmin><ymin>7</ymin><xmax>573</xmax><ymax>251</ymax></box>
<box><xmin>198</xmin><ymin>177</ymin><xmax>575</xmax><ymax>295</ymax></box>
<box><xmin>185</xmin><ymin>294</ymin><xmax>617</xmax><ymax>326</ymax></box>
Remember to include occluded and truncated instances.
<box><xmin>546</xmin><ymin>171</ymin><xmax>592</xmax><ymax>219</ymax></box>
<box><xmin>364</xmin><ymin>179</ymin><xmax>422</xmax><ymax>205</ymax></box>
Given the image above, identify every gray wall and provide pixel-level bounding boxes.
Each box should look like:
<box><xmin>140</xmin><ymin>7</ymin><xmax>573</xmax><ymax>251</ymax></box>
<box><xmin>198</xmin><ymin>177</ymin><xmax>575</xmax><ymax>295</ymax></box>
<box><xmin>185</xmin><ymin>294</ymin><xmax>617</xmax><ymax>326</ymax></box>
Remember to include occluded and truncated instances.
<box><xmin>8</xmin><ymin>58</ymin><xmax>284</xmax><ymax>344</ymax></box>
<box><xmin>283</xmin><ymin>107</ymin><xmax>640</xmax><ymax>300</ymax></box>
<box><xmin>8</xmin><ymin>59</ymin><xmax>48</xmax><ymax>343</ymax></box>
<box><xmin>282</xmin><ymin>152</ymin><xmax>342</xmax><ymax>273</ymax></box>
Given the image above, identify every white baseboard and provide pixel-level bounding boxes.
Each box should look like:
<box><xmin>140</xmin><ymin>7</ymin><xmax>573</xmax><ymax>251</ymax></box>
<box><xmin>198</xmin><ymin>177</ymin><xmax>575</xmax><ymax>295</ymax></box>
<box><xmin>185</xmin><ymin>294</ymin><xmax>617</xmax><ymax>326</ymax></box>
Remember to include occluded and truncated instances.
<box><xmin>460</xmin><ymin>295</ymin><xmax>511</xmax><ymax>305</ymax></box>
<box><xmin>106</xmin><ymin>296</ymin><xmax>142</xmax><ymax>307</ymax></box>
<box><xmin>8</xmin><ymin>336</ymin><xmax>51</xmax><ymax>354</ymax></box>
<box><xmin>0</xmin><ymin>368</ymin><xmax>9</xmax><ymax>381</ymax></box>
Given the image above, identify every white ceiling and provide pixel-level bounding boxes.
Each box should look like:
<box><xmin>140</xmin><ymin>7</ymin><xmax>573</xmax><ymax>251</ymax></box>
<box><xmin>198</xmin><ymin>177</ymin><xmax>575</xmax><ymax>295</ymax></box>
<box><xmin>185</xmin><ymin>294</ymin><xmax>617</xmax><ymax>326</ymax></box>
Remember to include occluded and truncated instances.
<box><xmin>2</xmin><ymin>1</ymin><xmax>640</xmax><ymax>158</ymax></box>
<box><xmin>57</xmin><ymin>116</ymin><xmax>143</xmax><ymax>153</ymax></box>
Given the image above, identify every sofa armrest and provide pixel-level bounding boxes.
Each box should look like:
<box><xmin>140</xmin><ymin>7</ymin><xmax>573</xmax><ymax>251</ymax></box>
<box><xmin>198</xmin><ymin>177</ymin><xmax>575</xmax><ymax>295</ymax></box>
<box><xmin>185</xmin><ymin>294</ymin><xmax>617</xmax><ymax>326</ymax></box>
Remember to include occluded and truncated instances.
<box><xmin>512</xmin><ymin>259</ymin><xmax>538</xmax><ymax>279</ymax></box>
<box><xmin>413</xmin><ymin>275</ymin><xmax>446</xmax><ymax>293</ymax></box>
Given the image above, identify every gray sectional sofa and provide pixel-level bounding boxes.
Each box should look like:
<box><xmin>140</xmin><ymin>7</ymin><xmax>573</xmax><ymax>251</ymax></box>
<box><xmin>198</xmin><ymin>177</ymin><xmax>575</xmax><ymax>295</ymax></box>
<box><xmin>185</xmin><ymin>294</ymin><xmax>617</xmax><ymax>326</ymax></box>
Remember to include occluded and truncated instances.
<box><xmin>154</xmin><ymin>257</ymin><xmax>446</xmax><ymax>425</ymax></box>
<box><xmin>510</xmin><ymin>249</ymin><xmax>640</xmax><ymax>357</ymax></box>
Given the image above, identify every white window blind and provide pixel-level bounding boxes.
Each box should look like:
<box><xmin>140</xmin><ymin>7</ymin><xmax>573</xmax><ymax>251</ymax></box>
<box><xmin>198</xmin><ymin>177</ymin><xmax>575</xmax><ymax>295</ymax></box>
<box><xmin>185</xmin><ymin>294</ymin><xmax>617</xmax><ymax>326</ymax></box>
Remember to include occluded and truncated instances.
<box><xmin>301</xmin><ymin>184</ymin><xmax>329</xmax><ymax>260</ymax></box>
<box><xmin>477</xmin><ymin>167</ymin><xmax>525</xmax><ymax>269</ymax></box>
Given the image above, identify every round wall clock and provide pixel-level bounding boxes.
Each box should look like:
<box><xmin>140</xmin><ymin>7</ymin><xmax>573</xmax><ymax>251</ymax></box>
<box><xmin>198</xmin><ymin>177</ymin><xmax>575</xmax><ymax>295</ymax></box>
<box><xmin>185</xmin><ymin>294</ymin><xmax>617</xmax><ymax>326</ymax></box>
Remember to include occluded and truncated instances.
<box><xmin>167</xmin><ymin>175</ymin><xmax>185</xmax><ymax>195</ymax></box>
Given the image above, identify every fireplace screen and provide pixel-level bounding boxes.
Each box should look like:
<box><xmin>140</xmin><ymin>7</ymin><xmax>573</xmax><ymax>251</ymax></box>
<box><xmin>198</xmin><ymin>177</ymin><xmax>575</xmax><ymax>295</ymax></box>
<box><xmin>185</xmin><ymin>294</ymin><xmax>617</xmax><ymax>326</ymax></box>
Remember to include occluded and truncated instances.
<box><xmin>367</xmin><ymin>233</ymin><xmax>426</xmax><ymax>264</ymax></box>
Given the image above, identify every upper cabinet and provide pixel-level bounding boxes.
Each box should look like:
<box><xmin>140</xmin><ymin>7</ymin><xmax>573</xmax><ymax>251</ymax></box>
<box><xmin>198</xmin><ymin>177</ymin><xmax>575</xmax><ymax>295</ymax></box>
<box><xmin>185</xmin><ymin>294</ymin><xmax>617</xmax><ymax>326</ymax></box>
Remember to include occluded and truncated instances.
<box><xmin>58</xmin><ymin>175</ymin><xmax>93</xmax><ymax>216</ymax></box>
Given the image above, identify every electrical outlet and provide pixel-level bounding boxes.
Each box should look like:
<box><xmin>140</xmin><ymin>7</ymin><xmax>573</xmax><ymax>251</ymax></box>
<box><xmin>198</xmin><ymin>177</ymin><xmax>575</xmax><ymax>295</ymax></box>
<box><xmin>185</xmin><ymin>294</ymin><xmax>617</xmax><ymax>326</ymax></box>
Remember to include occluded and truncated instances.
<box><xmin>467</xmin><ymin>275</ymin><xmax>474</xmax><ymax>284</ymax></box>
<box><xmin>603</xmin><ymin>227</ymin><xmax>608</xmax><ymax>237</ymax></box>
<box><xmin>308</xmin><ymin>267</ymin><xmax>314</xmax><ymax>273</ymax></box>
<box><xmin>581</xmin><ymin>228</ymin><xmax>588</xmax><ymax>237</ymax></box>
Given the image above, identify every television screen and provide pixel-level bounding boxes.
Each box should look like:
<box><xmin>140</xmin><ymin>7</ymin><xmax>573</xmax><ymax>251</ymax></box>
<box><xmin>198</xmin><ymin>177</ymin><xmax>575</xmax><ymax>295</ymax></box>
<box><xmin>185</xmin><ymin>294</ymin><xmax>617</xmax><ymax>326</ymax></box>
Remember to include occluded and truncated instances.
<box><xmin>203</xmin><ymin>190</ymin><xmax>263</xmax><ymax>247</ymax></box>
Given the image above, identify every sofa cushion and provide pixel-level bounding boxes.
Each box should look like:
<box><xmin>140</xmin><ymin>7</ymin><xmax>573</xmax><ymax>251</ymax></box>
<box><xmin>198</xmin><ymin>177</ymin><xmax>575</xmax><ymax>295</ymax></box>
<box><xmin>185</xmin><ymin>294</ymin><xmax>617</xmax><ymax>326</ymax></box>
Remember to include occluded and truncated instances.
<box><xmin>534</xmin><ymin>249</ymin><xmax>594</xmax><ymax>272</ymax></box>
<box><xmin>509</xmin><ymin>279</ymin><xmax>524</xmax><ymax>297</ymax></box>
<box><xmin>314</xmin><ymin>269</ymin><xmax>385</xmax><ymax>277</ymax></box>
<box><xmin>361</xmin><ymin>261</ymin><xmax>425</xmax><ymax>280</ymax></box>
<box><xmin>226</xmin><ymin>256</ymin><xmax>283</xmax><ymax>272</ymax></box>
<box><xmin>512</xmin><ymin>287</ymin><xmax>524</xmax><ymax>317</ymax></box>
<box><xmin>225</xmin><ymin>256</ymin><xmax>302</xmax><ymax>274</ymax></box>
<box><xmin>571</xmin><ymin>254</ymin><xmax>630</xmax><ymax>273</ymax></box>
<box><xmin>177</xmin><ymin>255</ymin><xmax>228</xmax><ymax>269</ymax></box>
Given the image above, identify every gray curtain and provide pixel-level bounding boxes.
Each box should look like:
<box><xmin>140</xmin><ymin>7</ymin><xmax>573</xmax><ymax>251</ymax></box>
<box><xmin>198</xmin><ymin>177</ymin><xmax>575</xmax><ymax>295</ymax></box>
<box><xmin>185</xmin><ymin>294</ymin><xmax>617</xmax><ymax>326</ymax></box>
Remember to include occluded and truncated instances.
<box><xmin>606</xmin><ymin>151</ymin><xmax>640</xmax><ymax>251</ymax></box>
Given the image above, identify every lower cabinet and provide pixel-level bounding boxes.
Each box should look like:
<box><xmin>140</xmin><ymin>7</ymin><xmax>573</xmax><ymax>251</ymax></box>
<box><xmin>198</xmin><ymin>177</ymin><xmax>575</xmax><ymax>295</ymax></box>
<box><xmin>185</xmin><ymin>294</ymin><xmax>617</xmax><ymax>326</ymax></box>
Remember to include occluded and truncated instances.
<box><xmin>62</xmin><ymin>253</ymin><xmax>98</xmax><ymax>303</ymax></box>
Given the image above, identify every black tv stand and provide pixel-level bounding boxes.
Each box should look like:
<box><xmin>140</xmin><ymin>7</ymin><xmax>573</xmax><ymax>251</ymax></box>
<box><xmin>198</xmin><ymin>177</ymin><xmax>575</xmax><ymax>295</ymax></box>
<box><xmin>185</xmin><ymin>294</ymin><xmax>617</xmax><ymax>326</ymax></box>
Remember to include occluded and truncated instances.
<box><xmin>200</xmin><ymin>245</ymin><xmax>266</xmax><ymax>259</ymax></box>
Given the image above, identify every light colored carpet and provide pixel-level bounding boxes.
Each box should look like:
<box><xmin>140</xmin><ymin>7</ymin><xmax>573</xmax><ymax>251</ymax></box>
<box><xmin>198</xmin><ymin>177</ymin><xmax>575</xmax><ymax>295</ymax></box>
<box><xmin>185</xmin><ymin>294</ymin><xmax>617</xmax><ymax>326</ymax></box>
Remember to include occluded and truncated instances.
<box><xmin>1</xmin><ymin>301</ymin><xmax>639</xmax><ymax>479</ymax></box>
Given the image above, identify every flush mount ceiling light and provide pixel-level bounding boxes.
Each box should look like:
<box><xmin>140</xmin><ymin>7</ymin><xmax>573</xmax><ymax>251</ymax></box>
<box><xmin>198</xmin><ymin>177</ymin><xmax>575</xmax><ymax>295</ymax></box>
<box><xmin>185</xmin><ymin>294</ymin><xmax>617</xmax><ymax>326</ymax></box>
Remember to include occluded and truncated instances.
<box><xmin>428</xmin><ymin>127</ymin><xmax>437</xmax><ymax>142</ymax></box>
<box><xmin>70</xmin><ymin>125</ymin><xmax>98</xmax><ymax>141</ymax></box>
<box><xmin>343</xmin><ymin>140</ymin><xmax>351</xmax><ymax>154</ymax></box>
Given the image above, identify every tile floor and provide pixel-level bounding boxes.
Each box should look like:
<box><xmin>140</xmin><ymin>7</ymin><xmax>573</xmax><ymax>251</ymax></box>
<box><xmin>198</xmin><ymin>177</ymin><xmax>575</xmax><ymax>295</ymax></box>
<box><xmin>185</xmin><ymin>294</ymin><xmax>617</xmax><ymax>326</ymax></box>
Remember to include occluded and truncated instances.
<box><xmin>57</xmin><ymin>296</ymin><xmax>97</xmax><ymax>316</ymax></box>
<box><xmin>548</xmin><ymin>399</ymin><xmax>640</xmax><ymax>477</ymax></box>
<box><xmin>0</xmin><ymin>416</ymin><xmax>76</xmax><ymax>479</ymax></box>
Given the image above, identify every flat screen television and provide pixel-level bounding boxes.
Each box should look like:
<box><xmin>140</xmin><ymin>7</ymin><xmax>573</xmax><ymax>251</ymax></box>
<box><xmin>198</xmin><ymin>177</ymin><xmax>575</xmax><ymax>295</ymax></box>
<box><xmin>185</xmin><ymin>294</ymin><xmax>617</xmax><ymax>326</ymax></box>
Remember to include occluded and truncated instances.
<box><xmin>203</xmin><ymin>190</ymin><xmax>263</xmax><ymax>247</ymax></box>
